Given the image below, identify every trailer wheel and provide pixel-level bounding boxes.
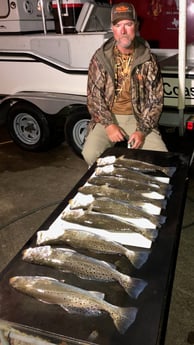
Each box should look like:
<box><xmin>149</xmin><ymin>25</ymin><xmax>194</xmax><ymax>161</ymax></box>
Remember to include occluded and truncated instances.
<box><xmin>65</xmin><ymin>107</ymin><xmax>90</xmax><ymax>156</ymax></box>
<box><xmin>7</xmin><ymin>102</ymin><xmax>51</xmax><ymax>151</ymax></box>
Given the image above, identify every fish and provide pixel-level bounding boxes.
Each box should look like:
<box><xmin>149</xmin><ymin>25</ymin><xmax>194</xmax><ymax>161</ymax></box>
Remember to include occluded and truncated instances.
<box><xmin>88</xmin><ymin>175</ymin><xmax>172</xmax><ymax>198</ymax></box>
<box><xmin>80</xmin><ymin>197</ymin><xmax>166</xmax><ymax>229</ymax></box>
<box><xmin>77</xmin><ymin>185</ymin><xmax>167</xmax><ymax>214</ymax></box>
<box><xmin>95</xmin><ymin>165</ymin><xmax>170</xmax><ymax>185</ymax></box>
<box><xmin>0</xmin><ymin>328</ymin><xmax>55</xmax><ymax>345</ymax></box>
<box><xmin>9</xmin><ymin>276</ymin><xmax>138</xmax><ymax>334</ymax></box>
<box><xmin>36</xmin><ymin>228</ymin><xmax>149</xmax><ymax>269</ymax></box>
<box><xmin>97</xmin><ymin>155</ymin><xmax>176</xmax><ymax>177</ymax></box>
<box><xmin>61</xmin><ymin>208</ymin><xmax>158</xmax><ymax>241</ymax></box>
<box><xmin>22</xmin><ymin>246</ymin><xmax>147</xmax><ymax>298</ymax></box>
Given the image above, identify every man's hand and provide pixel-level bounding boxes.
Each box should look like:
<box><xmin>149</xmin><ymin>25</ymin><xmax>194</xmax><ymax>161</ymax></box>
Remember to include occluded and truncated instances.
<box><xmin>128</xmin><ymin>131</ymin><xmax>145</xmax><ymax>148</ymax></box>
<box><xmin>105</xmin><ymin>124</ymin><xmax>125</xmax><ymax>142</ymax></box>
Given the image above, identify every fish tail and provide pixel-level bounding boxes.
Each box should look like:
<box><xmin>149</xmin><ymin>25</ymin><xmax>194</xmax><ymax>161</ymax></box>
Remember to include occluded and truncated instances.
<box><xmin>119</xmin><ymin>274</ymin><xmax>148</xmax><ymax>299</ymax></box>
<box><xmin>163</xmin><ymin>166</ymin><xmax>176</xmax><ymax>177</ymax></box>
<box><xmin>161</xmin><ymin>199</ymin><xmax>167</xmax><ymax>209</ymax></box>
<box><xmin>158</xmin><ymin>215</ymin><xmax>167</xmax><ymax>224</ymax></box>
<box><xmin>147</xmin><ymin>213</ymin><xmax>166</xmax><ymax>228</ymax></box>
<box><xmin>165</xmin><ymin>189</ymin><xmax>172</xmax><ymax>198</ymax></box>
<box><xmin>126</xmin><ymin>250</ymin><xmax>149</xmax><ymax>269</ymax></box>
<box><xmin>109</xmin><ymin>305</ymin><xmax>138</xmax><ymax>334</ymax></box>
<box><xmin>142</xmin><ymin>228</ymin><xmax>158</xmax><ymax>241</ymax></box>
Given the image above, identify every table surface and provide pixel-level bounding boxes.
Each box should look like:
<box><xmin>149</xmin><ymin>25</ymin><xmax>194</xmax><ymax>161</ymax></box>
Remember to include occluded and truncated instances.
<box><xmin>0</xmin><ymin>148</ymin><xmax>191</xmax><ymax>345</ymax></box>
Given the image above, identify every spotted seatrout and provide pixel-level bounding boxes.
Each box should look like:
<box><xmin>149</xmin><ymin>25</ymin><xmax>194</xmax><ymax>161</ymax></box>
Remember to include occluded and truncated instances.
<box><xmin>9</xmin><ymin>276</ymin><xmax>138</xmax><ymax>334</ymax></box>
<box><xmin>22</xmin><ymin>247</ymin><xmax>147</xmax><ymax>298</ymax></box>
<box><xmin>37</xmin><ymin>228</ymin><xmax>149</xmax><ymax>269</ymax></box>
<box><xmin>61</xmin><ymin>208</ymin><xmax>158</xmax><ymax>241</ymax></box>
<box><xmin>69</xmin><ymin>195</ymin><xmax>165</xmax><ymax>229</ymax></box>
<box><xmin>95</xmin><ymin>165</ymin><xmax>170</xmax><ymax>185</ymax></box>
<box><xmin>78</xmin><ymin>185</ymin><xmax>167</xmax><ymax>214</ymax></box>
<box><xmin>97</xmin><ymin>155</ymin><xmax>176</xmax><ymax>177</ymax></box>
<box><xmin>88</xmin><ymin>175</ymin><xmax>172</xmax><ymax>199</ymax></box>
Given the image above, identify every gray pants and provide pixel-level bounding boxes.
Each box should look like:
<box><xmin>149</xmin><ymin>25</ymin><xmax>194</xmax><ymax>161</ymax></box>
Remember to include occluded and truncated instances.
<box><xmin>82</xmin><ymin>115</ymin><xmax>168</xmax><ymax>166</ymax></box>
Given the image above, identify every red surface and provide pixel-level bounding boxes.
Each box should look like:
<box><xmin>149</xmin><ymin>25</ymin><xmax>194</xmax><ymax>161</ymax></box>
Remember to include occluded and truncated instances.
<box><xmin>112</xmin><ymin>0</ymin><xmax>194</xmax><ymax>49</ymax></box>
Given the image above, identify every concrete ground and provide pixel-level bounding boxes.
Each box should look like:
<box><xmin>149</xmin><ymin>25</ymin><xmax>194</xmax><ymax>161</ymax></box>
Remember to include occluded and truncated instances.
<box><xmin>0</xmin><ymin>124</ymin><xmax>194</xmax><ymax>345</ymax></box>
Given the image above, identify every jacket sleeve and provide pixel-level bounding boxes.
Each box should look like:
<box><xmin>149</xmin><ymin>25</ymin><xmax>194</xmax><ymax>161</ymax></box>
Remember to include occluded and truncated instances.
<box><xmin>87</xmin><ymin>54</ymin><xmax>114</xmax><ymax>128</ymax></box>
<box><xmin>133</xmin><ymin>54</ymin><xmax>164</xmax><ymax>135</ymax></box>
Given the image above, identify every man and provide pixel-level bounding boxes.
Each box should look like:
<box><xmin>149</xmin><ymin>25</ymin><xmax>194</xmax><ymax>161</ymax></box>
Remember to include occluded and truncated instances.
<box><xmin>82</xmin><ymin>2</ymin><xmax>167</xmax><ymax>166</ymax></box>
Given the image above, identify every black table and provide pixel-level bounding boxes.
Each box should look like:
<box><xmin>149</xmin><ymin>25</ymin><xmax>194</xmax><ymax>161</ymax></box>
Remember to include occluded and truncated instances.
<box><xmin>0</xmin><ymin>148</ymin><xmax>191</xmax><ymax>345</ymax></box>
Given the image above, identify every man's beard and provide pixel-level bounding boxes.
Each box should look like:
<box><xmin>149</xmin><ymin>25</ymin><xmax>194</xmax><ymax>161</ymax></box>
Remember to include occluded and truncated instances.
<box><xmin>117</xmin><ymin>36</ymin><xmax>133</xmax><ymax>49</ymax></box>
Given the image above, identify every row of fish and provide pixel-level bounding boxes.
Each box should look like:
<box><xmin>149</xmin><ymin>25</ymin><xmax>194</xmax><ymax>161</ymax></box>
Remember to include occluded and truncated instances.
<box><xmin>36</xmin><ymin>228</ymin><xmax>149</xmax><ymax>269</ymax></box>
<box><xmin>9</xmin><ymin>155</ymin><xmax>177</xmax><ymax>336</ymax></box>
<box><xmin>22</xmin><ymin>246</ymin><xmax>147</xmax><ymax>299</ymax></box>
<box><xmin>61</xmin><ymin>156</ymin><xmax>175</xmax><ymax>243</ymax></box>
<box><xmin>96</xmin><ymin>155</ymin><xmax>176</xmax><ymax>177</ymax></box>
<box><xmin>68</xmin><ymin>194</ymin><xmax>166</xmax><ymax>228</ymax></box>
<box><xmin>10</xmin><ymin>223</ymin><xmax>150</xmax><ymax>334</ymax></box>
<box><xmin>88</xmin><ymin>174</ymin><xmax>172</xmax><ymax>199</ymax></box>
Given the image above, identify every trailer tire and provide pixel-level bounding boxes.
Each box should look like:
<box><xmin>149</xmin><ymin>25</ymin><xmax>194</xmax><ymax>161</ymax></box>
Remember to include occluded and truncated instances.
<box><xmin>65</xmin><ymin>107</ymin><xmax>90</xmax><ymax>157</ymax></box>
<box><xmin>7</xmin><ymin>102</ymin><xmax>51</xmax><ymax>151</ymax></box>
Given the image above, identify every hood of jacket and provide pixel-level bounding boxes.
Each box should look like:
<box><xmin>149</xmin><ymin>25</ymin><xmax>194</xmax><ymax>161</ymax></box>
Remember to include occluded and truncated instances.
<box><xmin>95</xmin><ymin>35</ymin><xmax>152</xmax><ymax>80</ymax></box>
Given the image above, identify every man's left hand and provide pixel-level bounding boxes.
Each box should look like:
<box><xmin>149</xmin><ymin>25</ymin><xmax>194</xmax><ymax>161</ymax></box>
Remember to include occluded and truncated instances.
<box><xmin>128</xmin><ymin>131</ymin><xmax>145</xmax><ymax>148</ymax></box>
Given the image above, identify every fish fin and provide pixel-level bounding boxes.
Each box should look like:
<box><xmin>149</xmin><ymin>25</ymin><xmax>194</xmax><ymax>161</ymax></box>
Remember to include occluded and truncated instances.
<box><xmin>127</xmin><ymin>250</ymin><xmax>150</xmax><ymax>269</ymax></box>
<box><xmin>101</xmin><ymin>260</ymin><xmax>116</xmax><ymax>270</ymax></box>
<box><xmin>60</xmin><ymin>304</ymin><xmax>70</xmax><ymax>312</ymax></box>
<box><xmin>37</xmin><ymin>298</ymin><xmax>53</xmax><ymax>305</ymax></box>
<box><xmin>87</xmin><ymin>291</ymin><xmax>105</xmax><ymax>300</ymax></box>
<box><xmin>60</xmin><ymin>305</ymin><xmax>85</xmax><ymax>315</ymax></box>
<box><xmin>110</xmin><ymin>306</ymin><xmax>138</xmax><ymax>334</ymax></box>
<box><xmin>117</xmin><ymin>155</ymin><xmax>125</xmax><ymax>161</ymax></box>
<box><xmin>120</xmin><ymin>276</ymin><xmax>148</xmax><ymax>299</ymax></box>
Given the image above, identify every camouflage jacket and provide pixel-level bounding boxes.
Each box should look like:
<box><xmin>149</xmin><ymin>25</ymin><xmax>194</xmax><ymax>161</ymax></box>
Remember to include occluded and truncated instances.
<box><xmin>87</xmin><ymin>36</ymin><xmax>163</xmax><ymax>136</ymax></box>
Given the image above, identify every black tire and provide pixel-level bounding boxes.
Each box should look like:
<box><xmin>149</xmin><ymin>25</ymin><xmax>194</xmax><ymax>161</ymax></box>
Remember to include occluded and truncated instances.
<box><xmin>65</xmin><ymin>106</ymin><xmax>90</xmax><ymax>157</ymax></box>
<box><xmin>7</xmin><ymin>102</ymin><xmax>51</xmax><ymax>151</ymax></box>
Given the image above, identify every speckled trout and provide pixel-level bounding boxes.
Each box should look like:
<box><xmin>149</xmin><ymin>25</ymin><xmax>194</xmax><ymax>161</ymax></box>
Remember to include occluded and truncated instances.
<box><xmin>97</xmin><ymin>155</ymin><xmax>176</xmax><ymax>177</ymax></box>
<box><xmin>69</xmin><ymin>194</ymin><xmax>165</xmax><ymax>228</ymax></box>
<box><xmin>22</xmin><ymin>247</ymin><xmax>147</xmax><ymax>298</ymax></box>
<box><xmin>88</xmin><ymin>175</ymin><xmax>171</xmax><ymax>199</ymax></box>
<box><xmin>36</xmin><ymin>228</ymin><xmax>149</xmax><ymax>269</ymax></box>
<box><xmin>95</xmin><ymin>165</ymin><xmax>170</xmax><ymax>184</ymax></box>
<box><xmin>61</xmin><ymin>208</ymin><xmax>158</xmax><ymax>241</ymax></box>
<box><xmin>77</xmin><ymin>186</ymin><xmax>167</xmax><ymax>215</ymax></box>
<box><xmin>9</xmin><ymin>276</ymin><xmax>138</xmax><ymax>334</ymax></box>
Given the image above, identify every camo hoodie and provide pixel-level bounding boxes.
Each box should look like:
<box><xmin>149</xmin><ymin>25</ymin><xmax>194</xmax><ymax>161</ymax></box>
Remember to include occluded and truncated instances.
<box><xmin>87</xmin><ymin>35</ymin><xmax>163</xmax><ymax>136</ymax></box>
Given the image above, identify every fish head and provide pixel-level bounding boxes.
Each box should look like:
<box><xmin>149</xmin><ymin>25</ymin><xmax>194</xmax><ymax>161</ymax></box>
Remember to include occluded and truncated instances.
<box><xmin>9</xmin><ymin>276</ymin><xmax>58</xmax><ymax>296</ymax></box>
<box><xmin>9</xmin><ymin>276</ymin><xmax>39</xmax><ymax>293</ymax></box>
<box><xmin>22</xmin><ymin>246</ymin><xmax>52</xmax><ymax>262</ymax></box>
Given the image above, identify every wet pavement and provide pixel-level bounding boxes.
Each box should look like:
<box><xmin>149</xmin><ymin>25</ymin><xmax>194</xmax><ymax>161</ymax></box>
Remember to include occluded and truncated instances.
<box><xmin>0</xmin><ymin>124</ymin><xmax>194</xmax><ymax>345</ymax></box>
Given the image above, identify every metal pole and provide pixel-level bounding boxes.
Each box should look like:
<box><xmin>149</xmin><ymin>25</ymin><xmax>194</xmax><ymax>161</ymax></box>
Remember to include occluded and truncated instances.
<box><xmin>178</xmin><ymin>0</ymin><xmax>187</xmax><ymax>135</ymax></box>
<box><xmin>40</xmin><ymin>0</ymin><xmax>47</xmax><ymax>34</ymax></box>
<box><xmin>56</xmin><ymin>0</ymin><xmax>64</xmax><ymax>34</ymax></box>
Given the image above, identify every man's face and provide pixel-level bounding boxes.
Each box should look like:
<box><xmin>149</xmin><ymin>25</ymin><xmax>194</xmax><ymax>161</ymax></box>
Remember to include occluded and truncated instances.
<box><xmin>112</xmin><ymin>19</ymin><xmax>136</xmax><ymax>49</ymax></box>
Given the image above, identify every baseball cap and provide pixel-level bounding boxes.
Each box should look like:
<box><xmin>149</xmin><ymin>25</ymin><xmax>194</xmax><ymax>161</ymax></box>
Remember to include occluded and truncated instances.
<box><xmin>111</xmin><ymin>2</ymin><xmax>137</xmax><ymax>25</ymax></box>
